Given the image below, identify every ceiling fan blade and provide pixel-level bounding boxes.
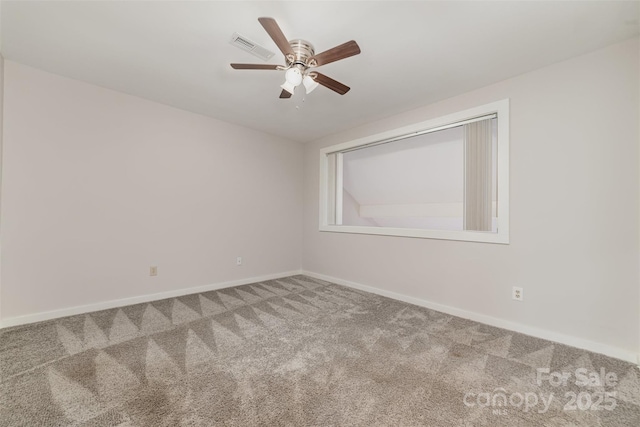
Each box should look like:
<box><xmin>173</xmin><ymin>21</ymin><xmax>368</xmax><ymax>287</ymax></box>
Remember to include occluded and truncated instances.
<box><xmin>279</xmin><ymin>89</ymin><xmax>292</xmax><ymax>99</ymax></box>
<box><xmin>309</xmin><ymin>40</ymin><xmax>361</xmax><ymax>67</ymax></box>
<box><xmin>258</xmin><ymin>17</ymin><xmax>295</xmax><ymax>58</ymax></box>
<box><xmin>230</xmin><ymin>63</ymin><xmax>281</xmax><ymax>70</ymax></box>
<box><xmin>312</xmin><ymin>72</ymin><xmax>351</xmax><ymax>95</ymax></box>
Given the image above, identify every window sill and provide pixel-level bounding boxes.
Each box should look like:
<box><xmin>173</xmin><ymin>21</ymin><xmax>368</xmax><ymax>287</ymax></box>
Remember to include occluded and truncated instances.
<box><xmin>319</xmin><ymin>224</ymin><xmax>509</xmax><ymax>244</ymax></box>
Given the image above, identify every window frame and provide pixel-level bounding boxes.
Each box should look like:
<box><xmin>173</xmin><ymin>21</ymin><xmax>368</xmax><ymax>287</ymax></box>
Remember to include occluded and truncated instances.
<box><xmin>319</xmin><ymin>99</ymin><xmax>510</xmax><ymax>244</ymax></box>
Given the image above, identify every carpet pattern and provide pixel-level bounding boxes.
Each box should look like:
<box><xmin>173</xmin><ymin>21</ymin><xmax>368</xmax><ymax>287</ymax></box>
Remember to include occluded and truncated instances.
<box><xmin>1</xmin><ymin>275</ymin><xmax>639</xmax><ymax>426</ymax></box>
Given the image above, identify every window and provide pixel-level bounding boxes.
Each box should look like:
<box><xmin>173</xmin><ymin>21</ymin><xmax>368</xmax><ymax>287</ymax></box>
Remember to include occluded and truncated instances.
<box><xmin>319</xmin><ymin>100</ymin><xmax>509</xmax><ymax>244</ymax></box>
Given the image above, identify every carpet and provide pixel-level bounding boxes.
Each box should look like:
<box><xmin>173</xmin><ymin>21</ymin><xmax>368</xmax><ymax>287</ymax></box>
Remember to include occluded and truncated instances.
<box><xmin>1</xmin><ymin>275</ymin><xmax>639</xmax><ymax>426</ymax></box>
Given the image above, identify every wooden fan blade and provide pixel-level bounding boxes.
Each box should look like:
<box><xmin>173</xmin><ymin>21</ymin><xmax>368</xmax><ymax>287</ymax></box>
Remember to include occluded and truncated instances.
<box><xmin>312</xmin><ymin>72</ymin><xmax>351</xmax><ymax>95</ymax></box>
<box><xmin>230</xmin><ymin>63</ymin><xmax>281</xmax><ymax>70</ymax></box>
<box><xmin>258</xmin><ymin>17</ymin><xmax>294</xmax><ymax>58</ymax></box>
<box><xmin>279</xmin><ymin>89</ymin><xmax>292</xmax><ymax>99</ymax></box>
<box><xmin>309</xmin><ymin>40</ymin><xmax>360</xmax><ymax>67</ymax></box>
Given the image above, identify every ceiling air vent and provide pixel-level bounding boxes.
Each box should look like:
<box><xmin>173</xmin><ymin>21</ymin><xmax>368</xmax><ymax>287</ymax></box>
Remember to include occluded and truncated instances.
<box><xmin>229</xmin><ymin>32</ymin><xmax>275</xmax><ymax>61</ymax></box>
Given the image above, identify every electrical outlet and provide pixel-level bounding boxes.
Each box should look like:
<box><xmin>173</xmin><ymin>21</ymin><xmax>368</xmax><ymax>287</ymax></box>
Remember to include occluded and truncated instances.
<box><xmin>236</xmin><ymin>256</ymin><xmax>242</xmax><ymax>266</ymax></box>
<box><xmin>150</xmin><ymin>266</ymin><xmax>158</xmax><ymax>276</ymax></box>
<box><xmin>512</xmin><ymin>286</ymin><xmax>523</xmax><ymax>301</ymax></box>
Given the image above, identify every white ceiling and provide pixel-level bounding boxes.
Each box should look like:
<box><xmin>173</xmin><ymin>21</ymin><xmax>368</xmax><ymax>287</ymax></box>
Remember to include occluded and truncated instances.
<box><xmin>2</xmin><ymin>1</ymin><xmax>638</xmax><ymax>143</ymax></box>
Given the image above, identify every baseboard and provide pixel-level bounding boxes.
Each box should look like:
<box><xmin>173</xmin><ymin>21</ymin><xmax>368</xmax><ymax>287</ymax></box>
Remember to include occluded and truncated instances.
<box><xmin>0</xmin><ymin>270</ymin><xmax>303</xmax><ymax>329</ymax></box>
<box><xmin>302</xmin><ymin>270</ymin><xmax>640</xmax><ymax>364</ymax></box>
<box><xmin>4</xmin><ymin>269</ymin><xmax>637</xmax><ymax>365</ymax></box>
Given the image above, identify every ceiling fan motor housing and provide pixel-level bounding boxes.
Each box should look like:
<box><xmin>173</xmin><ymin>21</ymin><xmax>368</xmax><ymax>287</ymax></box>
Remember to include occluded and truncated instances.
<box><xmin>288</xmin><ymin>39</ymin><xmax>315</xmax><ymax>68</ymax></box>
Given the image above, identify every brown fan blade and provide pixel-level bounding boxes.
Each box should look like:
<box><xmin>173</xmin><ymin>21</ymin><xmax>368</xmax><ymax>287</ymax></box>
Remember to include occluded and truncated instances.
<box><xmin>230</xmin><ymin>63</ymin><xmax>281</xmax><ymax>70</ymax></box>
<box><xmin>309</xmin><ymin>40</ymin><xmax>360</xmax><ymax>67</ymax></box>
<box><xmin>279</xmin><ymin>89</ymin><xmax>292</xmax><ymax>99</ymax></box>
<box><xmin>312</xmin><ymin>72</ymin><xmax>350</xmax><ymax>95</ymax></box>
<box><xmin>258</xmin><ymin>17</ymin><xmax>294</xmax><ymax>58</ymax></box>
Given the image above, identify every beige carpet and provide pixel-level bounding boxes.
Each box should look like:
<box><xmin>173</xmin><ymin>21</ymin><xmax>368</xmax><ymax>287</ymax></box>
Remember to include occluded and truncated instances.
<box><xmin>1</xmin><ymin>275</ymin><xmax>639</xmax><ymax>426</ymax></box>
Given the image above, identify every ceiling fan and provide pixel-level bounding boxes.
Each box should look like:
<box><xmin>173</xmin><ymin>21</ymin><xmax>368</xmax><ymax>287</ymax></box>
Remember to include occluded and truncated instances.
<box><xmin>230</xmin><ymin>17</ymin><xmax>361</xmax><ymax>99</ymax></box>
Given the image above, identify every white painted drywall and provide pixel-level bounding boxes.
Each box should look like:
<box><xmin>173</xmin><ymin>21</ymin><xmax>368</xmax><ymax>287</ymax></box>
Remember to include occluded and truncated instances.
<box><xmin>303</xmin><ymin>37</ymin><xmax>640</xmax><ymax>356</ymax></box>
<box><xmin>0</xmin><ymin>61</ymin><xmax>303</xmax><ymax>320</ymax></box>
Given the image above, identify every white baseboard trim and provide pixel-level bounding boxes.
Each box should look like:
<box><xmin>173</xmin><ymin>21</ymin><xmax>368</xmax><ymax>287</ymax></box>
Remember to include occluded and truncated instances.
<box><xmin>302</xmin><ymin>270</ymin><xmax>640</xmax><ymax>364</ymax></box>
<box><xmin>0</xmin><ymin>270</ymin><xmax>303</xmax><ymax>329</ymax></box>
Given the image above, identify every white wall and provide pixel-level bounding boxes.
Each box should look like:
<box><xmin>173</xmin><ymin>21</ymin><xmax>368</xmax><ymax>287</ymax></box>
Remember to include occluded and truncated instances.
<box><xmin>1</xmin><ymin>61</ymin><xmax>303</xmax><ymax>321</ymax></box>
<box><xmin>303</xmin><ymin>37</ymin><xmax>640</xmax><ymax>359</ymax></box>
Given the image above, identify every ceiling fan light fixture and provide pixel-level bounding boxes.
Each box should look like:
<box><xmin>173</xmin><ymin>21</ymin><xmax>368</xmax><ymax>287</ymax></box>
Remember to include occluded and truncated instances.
<box><xmin>284</xmin><ymin>67</ymin><xmax>303</xmax><ymax>86</ymax></box>
<box><xmin>281</xmin><ymin>67</ymin><xmax>303</xmax><ymax>95</ymax></box>
<box><xmin>303</xmin><ymin>75</ymin><xmax>319</xmax><ymax>94</ymax></box>
<box><xmin>280</xmin><ymin>80</ymin><xmax>297</xmax><ymax>95</ymax></box>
